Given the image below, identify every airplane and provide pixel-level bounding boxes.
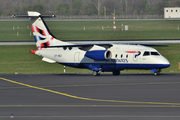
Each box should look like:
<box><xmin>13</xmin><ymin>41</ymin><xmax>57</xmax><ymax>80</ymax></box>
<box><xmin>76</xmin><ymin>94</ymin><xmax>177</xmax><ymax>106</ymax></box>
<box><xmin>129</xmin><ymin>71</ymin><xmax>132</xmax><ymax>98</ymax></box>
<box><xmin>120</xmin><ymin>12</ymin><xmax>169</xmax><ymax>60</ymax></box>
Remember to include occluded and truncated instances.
<box><xmin>13</xmin><ymin>11</ymin><xmax>170</xmax><ymax>76</ymax></box>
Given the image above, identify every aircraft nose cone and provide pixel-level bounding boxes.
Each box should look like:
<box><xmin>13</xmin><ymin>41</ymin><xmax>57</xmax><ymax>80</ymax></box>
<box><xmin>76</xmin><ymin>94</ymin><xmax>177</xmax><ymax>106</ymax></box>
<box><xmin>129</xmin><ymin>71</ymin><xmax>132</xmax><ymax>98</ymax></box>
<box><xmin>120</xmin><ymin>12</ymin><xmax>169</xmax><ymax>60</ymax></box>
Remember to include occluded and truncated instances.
<box><xmin>164</xmin><ymin>63</ymin><xmax>170</xmax><ymax>68</ymax></box>
<box><xmin>162</xmin><ymin>57</ymin><xmax>170</xmax><ymax>68</ymax></box>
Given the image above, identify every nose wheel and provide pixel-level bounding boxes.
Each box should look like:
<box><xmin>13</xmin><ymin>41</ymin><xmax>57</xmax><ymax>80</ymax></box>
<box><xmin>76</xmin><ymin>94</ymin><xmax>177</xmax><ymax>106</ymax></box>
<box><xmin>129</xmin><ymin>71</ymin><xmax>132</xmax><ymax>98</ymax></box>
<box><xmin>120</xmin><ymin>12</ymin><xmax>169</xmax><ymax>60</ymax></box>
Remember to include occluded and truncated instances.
<box><xmin>154</xmin><ymin>69</ymin><xmax>161</xmax><ymax>76</ymax></box>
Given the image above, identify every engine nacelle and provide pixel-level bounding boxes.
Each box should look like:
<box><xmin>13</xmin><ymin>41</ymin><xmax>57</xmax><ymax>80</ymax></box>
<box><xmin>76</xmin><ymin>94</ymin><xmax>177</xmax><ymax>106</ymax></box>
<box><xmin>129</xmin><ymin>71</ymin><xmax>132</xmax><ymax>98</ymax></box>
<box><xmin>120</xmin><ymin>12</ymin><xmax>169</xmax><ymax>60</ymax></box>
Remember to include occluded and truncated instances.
<box><xmin>85</xmin><ymin>50</ymin><xmax>112</xmax><ymax>60</ymax></box>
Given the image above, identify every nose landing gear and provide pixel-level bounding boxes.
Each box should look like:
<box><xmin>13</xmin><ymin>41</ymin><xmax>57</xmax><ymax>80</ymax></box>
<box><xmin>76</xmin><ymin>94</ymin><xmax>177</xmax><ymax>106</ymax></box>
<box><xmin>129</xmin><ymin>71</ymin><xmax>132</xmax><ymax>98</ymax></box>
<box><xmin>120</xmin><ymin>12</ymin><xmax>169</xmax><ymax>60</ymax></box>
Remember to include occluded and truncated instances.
<box><xmin>153</xmin><ymin>69</ymin><xmax>161</xmax><ymax>76</ymax></box>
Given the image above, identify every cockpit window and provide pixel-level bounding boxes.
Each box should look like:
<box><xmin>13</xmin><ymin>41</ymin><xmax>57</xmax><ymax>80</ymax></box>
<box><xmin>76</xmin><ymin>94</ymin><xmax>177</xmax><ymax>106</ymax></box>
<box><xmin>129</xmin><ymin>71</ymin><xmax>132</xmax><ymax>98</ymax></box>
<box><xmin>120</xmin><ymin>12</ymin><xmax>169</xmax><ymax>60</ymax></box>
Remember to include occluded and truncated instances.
<box><xmin>143</xmin><ymin>51</ymin><xmax>150</xmax><ymax>56</ymax></box>
<box><xmin>151</xmin><ymin>52</ymin><xmax>160</xmax><ymax>56</ymax></box>
<box><xmin>143</xmin><ymin>51</ymin><xmax>160</xmax><ymax>56</ymax></box>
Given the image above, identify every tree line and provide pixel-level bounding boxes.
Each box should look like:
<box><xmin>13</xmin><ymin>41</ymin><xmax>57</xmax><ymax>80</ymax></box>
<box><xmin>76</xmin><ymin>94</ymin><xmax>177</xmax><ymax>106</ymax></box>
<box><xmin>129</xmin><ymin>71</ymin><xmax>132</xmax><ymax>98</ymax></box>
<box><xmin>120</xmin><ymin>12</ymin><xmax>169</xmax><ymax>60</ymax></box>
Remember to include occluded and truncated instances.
<box><xmin>0</xmin><ymin>0</ymin><xmax>180</xmax><ymax>16</ymax></box>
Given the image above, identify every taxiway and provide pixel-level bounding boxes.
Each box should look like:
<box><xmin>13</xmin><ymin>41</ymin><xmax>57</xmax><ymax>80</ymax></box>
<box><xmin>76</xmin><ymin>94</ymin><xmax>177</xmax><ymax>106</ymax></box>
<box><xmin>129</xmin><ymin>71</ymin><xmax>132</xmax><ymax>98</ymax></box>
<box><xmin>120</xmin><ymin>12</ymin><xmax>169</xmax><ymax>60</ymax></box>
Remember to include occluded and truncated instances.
<box><xmin>0</xmin><ymin>74</ymin><xmax>180</xmax><ymax>120</ymax></box>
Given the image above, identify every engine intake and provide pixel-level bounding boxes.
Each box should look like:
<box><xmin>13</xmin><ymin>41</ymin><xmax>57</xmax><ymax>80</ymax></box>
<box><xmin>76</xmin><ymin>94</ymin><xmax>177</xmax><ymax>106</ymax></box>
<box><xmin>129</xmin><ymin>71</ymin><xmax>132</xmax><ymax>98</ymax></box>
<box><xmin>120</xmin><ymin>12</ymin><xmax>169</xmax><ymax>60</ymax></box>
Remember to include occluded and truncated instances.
<box><xmin>85</xmin><ymin>50</ymin><xmax>112</xmax><ymax>60</ymax></box>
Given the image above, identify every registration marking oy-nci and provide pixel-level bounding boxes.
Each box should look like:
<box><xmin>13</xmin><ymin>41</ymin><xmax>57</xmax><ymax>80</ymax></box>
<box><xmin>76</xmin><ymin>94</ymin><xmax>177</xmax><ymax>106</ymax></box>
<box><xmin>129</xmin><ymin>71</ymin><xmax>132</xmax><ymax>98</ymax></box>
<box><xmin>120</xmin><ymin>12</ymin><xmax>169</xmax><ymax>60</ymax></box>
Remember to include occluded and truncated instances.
<box><xmin>1</xmin><ymin>77</ymin><xmax>180</xmax><ymax>106</ymax></box>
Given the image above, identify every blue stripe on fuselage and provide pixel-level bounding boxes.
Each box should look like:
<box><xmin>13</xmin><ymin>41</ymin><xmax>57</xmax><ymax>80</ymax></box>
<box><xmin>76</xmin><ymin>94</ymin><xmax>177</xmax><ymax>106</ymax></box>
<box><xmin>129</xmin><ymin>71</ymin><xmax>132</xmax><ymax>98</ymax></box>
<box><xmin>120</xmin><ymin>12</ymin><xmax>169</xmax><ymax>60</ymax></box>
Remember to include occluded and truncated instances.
<box><xmin>58</xmin><ymin>63</ymin><xmax>170</xmax><ymax>72</ymax></box>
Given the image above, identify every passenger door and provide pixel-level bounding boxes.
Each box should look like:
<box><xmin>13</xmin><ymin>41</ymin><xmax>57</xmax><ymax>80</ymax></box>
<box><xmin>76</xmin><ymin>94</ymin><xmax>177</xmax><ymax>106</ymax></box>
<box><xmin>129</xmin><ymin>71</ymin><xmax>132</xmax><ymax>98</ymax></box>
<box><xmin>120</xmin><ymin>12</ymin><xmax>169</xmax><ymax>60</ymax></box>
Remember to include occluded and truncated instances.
<box><xmin>74</xmin><ymin>52</ymin><xmax>80</xmax><ymax>66</ymax></box>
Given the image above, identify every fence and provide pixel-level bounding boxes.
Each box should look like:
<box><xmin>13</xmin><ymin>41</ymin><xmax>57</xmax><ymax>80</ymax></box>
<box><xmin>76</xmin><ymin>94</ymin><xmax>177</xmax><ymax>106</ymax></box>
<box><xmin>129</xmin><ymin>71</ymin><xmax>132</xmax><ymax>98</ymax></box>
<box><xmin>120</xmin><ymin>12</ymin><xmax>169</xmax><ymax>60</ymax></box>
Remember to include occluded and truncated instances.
<box><xmin>56</xmin><ymin>15</ymin><xmax>164</xmax><ymax>19</ymax></box>
<box><xmin>0</xmin><ymin>15</ymin><xmax>164</xmax><ymax>20</ymax></box>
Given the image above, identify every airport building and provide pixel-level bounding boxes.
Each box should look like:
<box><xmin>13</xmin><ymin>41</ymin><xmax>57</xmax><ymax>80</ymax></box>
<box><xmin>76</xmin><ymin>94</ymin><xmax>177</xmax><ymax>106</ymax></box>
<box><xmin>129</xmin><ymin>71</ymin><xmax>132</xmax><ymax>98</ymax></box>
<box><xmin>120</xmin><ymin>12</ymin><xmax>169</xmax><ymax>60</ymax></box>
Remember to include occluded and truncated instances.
<box><xmin>164</xmin><ymin>7</ymin><xmax>180</xmax><ymax>18</ymax></box>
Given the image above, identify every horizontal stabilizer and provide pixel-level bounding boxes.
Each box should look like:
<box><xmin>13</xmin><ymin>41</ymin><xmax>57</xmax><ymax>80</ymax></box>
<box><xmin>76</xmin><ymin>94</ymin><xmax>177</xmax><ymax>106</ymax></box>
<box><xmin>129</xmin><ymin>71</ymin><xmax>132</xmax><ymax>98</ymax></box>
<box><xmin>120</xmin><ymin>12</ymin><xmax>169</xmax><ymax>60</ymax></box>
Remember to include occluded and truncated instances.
<box><xmin>42</xmin><ymin>57</ymin><xmax>56</xmax><ymax>63</ymax></box>
<box><xmin>12</xmin><ymin>15</ymin><xmax>55</xmax><ymax>18</ymax></box>
<box><xmin>12</xmin><ymin>11</ymin><xmax>55</xmax><ymax>18</ymax></box>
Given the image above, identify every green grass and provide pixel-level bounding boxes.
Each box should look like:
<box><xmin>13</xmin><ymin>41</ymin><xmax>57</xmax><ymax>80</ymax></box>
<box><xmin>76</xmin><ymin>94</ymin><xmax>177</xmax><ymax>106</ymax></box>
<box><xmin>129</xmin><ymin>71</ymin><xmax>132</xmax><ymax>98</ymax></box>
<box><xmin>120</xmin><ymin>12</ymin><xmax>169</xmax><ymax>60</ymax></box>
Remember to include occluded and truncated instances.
<box><xmin>1</xmin><ymin>20</ymin><xmax>180</xmax><ymax>41</ymax></box>
<box><xmin>0</xmin><ymin>45</ymin><xmax>180</xmax><ymax>74</ymax></box>
<box><xmin>154</xmin><ymin>44</ymin><xmax>180</xmax><ymax>73</ymax></box>
<box><xmin>0</xmin><ymin>20</ymin><xmax>180</xmax><ymax>74</ymax></box>
<box><xmin>0</xmin><ymin>45</ymin><xmax>92</xmax><ymax>74</ymax></box>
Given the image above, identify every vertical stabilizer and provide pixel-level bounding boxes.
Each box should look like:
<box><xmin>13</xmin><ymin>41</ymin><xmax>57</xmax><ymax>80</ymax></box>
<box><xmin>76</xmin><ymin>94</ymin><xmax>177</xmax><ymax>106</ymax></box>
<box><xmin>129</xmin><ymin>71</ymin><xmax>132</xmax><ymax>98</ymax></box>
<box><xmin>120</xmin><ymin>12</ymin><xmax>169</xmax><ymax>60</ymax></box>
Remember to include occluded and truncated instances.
<box><xmin>27</xmin><ymin>11</ymin><xmax>71</xmax><ymax>49</ymax></box>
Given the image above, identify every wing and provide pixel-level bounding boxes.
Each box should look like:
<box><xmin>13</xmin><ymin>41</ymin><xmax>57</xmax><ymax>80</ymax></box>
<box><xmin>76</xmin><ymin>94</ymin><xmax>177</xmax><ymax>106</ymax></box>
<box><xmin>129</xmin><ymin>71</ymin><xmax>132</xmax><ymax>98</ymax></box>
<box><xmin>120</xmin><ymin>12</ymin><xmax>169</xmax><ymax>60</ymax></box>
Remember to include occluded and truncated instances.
<box><xmin>46</xmin><ymin>43</ymin><xmax>167</xmax><ymax>52</ymax></box>
<box><xmin>125</xmin><ymin>43</ymin><xmax>168</xmax><ymax>47</ymax></box>
<box><xmin>47</xmin><ymin>43</ymin><xmax>113</xmax><ymax>49</ymax></box>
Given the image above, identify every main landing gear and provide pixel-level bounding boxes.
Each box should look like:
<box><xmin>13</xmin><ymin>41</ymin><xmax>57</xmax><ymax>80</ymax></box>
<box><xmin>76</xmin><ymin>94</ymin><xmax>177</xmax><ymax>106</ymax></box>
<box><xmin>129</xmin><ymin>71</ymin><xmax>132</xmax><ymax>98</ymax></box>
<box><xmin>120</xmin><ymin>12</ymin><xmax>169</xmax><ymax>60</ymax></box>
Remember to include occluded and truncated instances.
<box><xmin>92</xmin><ymin>70</ymin><xmax>121</xmax><ymax>76</ymax></box>
<box><xmin>92</xmin><ymin>68</ymin><xmax>102</xmax><ymax>76</ymax></box>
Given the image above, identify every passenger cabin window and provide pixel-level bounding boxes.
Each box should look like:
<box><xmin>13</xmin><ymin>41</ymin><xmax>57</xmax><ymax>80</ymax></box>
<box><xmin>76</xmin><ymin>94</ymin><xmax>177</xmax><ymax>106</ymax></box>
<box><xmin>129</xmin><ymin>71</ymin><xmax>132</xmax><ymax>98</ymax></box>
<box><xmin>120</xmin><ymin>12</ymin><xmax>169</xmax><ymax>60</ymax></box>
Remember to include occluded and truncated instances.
<box><xmin>69</xmin><ymin>47</ymin><xmax>72</xmax><ymax>50</ymax></box>
<box><xmin>121</xmin><ymin>54</ymin><xmax>123</xmax><ymax>58</ymax></box>
<box><xmin>143</xmin><ymin>51</ymin><xmax>150</xmax><ymax>56</ymax></box>
<box><xmin>63</xmin><ymin>47</ymin><xmax>67</xmax><ymax>50</ymax></box>
<box><xmin>151</xmin><ymin>52</ymin><xmax>160</xmax><ymax>56</ymax></box>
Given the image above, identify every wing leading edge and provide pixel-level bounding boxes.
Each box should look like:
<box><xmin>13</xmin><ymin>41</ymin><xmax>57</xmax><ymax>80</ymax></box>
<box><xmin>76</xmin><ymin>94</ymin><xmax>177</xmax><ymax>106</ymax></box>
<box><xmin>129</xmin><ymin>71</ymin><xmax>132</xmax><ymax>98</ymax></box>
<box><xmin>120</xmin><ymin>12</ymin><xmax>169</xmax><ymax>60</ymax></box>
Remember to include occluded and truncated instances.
<box><xmin>47</xmin><ymin>43</ymin><xmax>113</xmax><ymax>49</ymax></box>
<box><xmin>47</xmin><ymin>43</ymin><xmax>167</xmax><ymax>48</ymax></box>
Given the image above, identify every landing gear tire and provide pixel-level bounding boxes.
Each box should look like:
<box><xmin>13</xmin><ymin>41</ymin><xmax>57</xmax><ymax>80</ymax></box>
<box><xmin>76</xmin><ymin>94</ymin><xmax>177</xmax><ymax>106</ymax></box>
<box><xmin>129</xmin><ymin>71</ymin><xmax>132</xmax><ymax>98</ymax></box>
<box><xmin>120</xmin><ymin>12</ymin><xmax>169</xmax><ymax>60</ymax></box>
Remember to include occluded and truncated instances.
<box><xmin>92</xmin><ymin>68</ymin><xmax>102</xmax><ymax>76</ymax></box>
<box><xmin>92</xmin><ymin>71</ymin><xmax>100</xmax><ymax>76</ymax></box>
<box><xmin>154</xmin><ymin>72</ymin><xmax>160</xmax><ymax>76</ymax></box>
<box><xmin>113</xmin><ymin>71</ymin><xmax>120</xmax><ymax>76</ymax></box>
<box><xmin>154</xmin><ymin>72</ymin><xmax>158</xmax><ymax>76</ymax></box>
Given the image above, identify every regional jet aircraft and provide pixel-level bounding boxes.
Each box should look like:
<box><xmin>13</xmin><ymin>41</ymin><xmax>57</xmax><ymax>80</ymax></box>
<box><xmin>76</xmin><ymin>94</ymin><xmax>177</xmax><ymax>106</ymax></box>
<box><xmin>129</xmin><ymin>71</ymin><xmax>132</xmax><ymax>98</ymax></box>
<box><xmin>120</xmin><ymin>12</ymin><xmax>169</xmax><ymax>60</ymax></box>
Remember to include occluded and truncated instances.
<box><xmin>13</xmin><ymin>11</ymin><xmax>170</xmax><ymax>76</ymax></box>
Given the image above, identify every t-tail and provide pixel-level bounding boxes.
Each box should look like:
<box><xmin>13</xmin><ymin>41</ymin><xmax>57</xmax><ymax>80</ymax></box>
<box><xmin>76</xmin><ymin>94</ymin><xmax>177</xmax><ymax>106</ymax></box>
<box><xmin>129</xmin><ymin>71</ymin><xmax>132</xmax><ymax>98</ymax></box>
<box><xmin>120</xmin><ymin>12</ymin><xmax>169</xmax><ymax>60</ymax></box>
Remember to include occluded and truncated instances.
<box><xmin>13</xmin><ymin>11</ymin><xmax>71</xmax><ymax>50</ymax></box>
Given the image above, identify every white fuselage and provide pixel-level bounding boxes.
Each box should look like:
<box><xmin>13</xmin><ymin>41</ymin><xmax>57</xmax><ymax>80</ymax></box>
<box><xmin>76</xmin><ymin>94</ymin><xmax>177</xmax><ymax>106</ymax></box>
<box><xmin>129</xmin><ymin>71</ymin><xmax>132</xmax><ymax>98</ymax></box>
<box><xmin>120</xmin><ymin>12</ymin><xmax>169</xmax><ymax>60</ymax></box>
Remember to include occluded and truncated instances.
<box><xmin>35</xmin><ymin>44</ymin><xmax>170</xmax><ymax>72</ymax></box>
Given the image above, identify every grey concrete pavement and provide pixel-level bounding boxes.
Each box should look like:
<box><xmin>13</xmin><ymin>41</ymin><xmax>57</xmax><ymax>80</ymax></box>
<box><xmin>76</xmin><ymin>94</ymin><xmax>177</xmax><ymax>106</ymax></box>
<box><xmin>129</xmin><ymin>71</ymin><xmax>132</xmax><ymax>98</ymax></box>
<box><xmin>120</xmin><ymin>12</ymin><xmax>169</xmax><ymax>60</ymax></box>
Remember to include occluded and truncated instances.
<box><xmin>0</xmin><ymin>74</ymin><xmax>180</xmax><ymax>120</ymax></box>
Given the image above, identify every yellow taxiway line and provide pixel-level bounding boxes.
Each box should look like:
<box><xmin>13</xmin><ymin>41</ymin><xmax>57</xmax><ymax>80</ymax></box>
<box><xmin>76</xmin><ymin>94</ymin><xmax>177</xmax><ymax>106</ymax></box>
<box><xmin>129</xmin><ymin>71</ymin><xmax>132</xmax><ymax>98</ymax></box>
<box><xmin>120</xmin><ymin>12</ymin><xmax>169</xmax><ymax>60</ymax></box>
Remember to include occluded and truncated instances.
<box><xmin>1</xmin><ymin>77</ymin><xmax>180</xmax><ymax>106</ymax></box>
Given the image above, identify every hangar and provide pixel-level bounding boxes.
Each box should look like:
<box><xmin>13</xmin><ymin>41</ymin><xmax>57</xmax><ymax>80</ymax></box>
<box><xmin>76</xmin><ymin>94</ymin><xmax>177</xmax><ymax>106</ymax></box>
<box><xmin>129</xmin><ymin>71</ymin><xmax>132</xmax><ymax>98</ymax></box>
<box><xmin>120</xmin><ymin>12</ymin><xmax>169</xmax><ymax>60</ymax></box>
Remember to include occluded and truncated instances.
<box><xmin>164</xmin><ymin>7</ymin><xmax>180</xmax><ymax>18</ymax></box>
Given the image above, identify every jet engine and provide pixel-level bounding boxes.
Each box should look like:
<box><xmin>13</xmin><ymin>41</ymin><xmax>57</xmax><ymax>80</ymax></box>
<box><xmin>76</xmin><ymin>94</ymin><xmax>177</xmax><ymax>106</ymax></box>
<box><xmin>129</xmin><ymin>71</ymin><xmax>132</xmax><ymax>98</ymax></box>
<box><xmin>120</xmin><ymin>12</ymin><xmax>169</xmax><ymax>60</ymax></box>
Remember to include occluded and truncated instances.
<box><xmin>85</xmin><ymin>50</ymin><xmax>112</xmax><ymax>60</ymax></box>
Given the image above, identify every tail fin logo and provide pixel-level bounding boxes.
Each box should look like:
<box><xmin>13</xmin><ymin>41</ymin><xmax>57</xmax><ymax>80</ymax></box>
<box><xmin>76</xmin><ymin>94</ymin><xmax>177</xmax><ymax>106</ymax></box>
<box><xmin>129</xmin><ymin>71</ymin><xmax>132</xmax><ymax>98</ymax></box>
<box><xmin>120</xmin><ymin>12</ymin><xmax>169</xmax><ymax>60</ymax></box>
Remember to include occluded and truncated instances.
<box><xmin>31</xmin><ymin>25</ymin><xmax>54</xmax><ymax>50</ymax></box>
<box><xmin>37</xmin><ymin>37</ymin><xmax>54</xmax><ymax>50</ymax></box>
<box><xmin>31</xmin><ymin>25</ymin><xmax>50</xmax><ymax>37</ymax></box>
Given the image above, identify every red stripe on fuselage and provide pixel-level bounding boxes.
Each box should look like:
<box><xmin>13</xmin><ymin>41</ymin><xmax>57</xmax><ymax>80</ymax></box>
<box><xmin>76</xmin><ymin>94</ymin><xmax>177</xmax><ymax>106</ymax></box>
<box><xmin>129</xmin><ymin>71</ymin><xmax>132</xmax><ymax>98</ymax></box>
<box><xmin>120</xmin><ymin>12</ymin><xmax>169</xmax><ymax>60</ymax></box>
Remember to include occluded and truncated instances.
<box><xmin>126</xmin><ymin>51</ymin><xmax>138</xmax><ymax>53</ymax></box>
